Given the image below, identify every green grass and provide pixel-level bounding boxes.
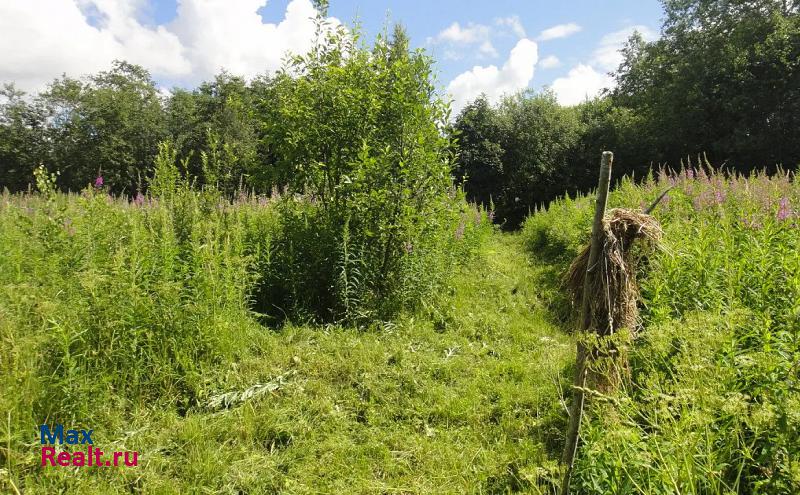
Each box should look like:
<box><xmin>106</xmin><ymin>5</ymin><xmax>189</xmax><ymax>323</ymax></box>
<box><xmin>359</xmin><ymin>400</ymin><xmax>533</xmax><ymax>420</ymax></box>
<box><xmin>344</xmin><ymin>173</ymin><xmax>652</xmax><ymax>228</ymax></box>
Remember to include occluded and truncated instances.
<box><xmin>1</xmin><ymin>210</ymin><xmax>574</xmax><ymax>493</ymax></box>
<box><xmin>2</xmin><ymin>166</ymin><xmax>798</xmax><ymax>493</ymax></box>
<box><xmin>523</xmin><ymin>167</ymin><xmax>800</xmax><ymax>494</ymax></box>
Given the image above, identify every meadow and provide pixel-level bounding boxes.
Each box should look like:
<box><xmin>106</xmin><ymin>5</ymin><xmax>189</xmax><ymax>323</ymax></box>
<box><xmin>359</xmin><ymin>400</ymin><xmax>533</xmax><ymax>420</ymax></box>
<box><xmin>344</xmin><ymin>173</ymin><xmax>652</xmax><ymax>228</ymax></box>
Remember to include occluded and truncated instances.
<box><xmin>1</xmin><ymin>162</ymin><xmax>797</xmax><ymax>494</ymax></box>
<box><xmin>1</xmin><ymin>1</ymin><xmax>799</xmax><ymax>492</ymax></box>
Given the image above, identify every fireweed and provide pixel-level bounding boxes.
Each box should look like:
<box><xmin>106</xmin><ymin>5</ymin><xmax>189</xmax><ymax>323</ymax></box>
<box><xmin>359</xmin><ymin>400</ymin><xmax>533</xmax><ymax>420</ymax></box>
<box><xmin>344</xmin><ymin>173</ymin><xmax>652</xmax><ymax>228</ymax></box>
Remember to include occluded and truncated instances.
<box><xmin>522</xmin><ymin>166</ymin><xmax>799</xmax><ymax>493</ymax></box>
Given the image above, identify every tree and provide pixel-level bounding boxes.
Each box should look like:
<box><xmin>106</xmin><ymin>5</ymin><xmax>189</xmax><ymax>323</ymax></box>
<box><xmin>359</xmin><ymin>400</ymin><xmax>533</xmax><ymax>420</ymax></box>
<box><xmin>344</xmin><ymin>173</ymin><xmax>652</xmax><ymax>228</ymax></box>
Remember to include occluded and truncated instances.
<box><xmin>41</xmin><ymin>61</ymin><xmax>167</xmax><ymax>193</ymax></box>
<box><xmin>496</xmin><ymin>91</ymin><xmax>581</xmax><ymax>227</ymax></box>
<box><xmin>257</xmin><ymin>21</ymin><xmax>457</xmax><ymax>320</ymax></box>
<box><xmin>452</xmin><ymin>95</ymin><xmax>504</xmax><ymax>209</ymax></box>
<box><xmin>166</xmin><ymin>72</ymin><xmax>261</xmax><ymax>194</ymax></box>
<box><xmin>0</xmin><ymin>84</ymin><xmax>47</xmax><ymax>191</ymax></box>
<box><xmin>613</xmin><ymin>0</ymin><xmax>800</xmax><ymax>170</ymax></box>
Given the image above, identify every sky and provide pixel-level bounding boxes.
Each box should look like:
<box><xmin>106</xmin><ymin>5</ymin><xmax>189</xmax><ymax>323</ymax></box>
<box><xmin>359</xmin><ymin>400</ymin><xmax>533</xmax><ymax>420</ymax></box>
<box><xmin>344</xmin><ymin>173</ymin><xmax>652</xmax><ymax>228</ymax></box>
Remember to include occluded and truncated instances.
<box><xmin>0</xmin><ymin>0</ymin><xmax>664</xmax><ymax>112</ymax></box>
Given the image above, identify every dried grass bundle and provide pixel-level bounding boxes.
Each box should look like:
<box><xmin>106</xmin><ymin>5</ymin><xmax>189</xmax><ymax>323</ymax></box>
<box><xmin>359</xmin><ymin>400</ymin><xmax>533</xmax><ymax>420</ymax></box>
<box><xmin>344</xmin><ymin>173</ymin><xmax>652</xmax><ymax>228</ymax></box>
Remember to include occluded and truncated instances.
<box><xmin>564</xmin><ymin>208</ymin><xmax>662</xmax><ymax>337</ymax></box>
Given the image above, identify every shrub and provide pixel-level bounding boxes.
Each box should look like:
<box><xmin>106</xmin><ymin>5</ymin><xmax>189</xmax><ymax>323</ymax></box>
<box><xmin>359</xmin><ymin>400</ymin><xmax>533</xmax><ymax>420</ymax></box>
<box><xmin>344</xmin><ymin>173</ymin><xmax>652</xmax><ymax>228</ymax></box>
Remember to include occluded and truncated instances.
<box><xmin>254</xmin><ymin>23</ymin><xmax>482</xmax><ymax>323</ymax></box>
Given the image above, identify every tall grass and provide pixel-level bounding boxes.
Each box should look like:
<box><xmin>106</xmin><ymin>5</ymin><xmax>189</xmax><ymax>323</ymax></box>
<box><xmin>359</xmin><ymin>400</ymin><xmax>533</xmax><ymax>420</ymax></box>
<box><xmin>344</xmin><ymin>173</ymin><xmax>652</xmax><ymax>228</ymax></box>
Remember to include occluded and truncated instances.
<box><xmin>0</xmin><ymin>160</ymin><xmax>490</xmax><ymax>490</ymax></box>
<box><xmin>522</xmin><ymin>165</ymin><xmax>799</xmax><ymax>493</ymax></box>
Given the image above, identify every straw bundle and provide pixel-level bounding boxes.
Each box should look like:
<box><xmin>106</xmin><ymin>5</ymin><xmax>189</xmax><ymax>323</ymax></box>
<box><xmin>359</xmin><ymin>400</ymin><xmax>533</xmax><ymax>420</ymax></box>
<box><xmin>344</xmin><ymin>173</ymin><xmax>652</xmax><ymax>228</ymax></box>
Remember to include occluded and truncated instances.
<box><xmin>564</xmin><ymin>208</ymin><xmax>662</xmax><ymax>337</ymax></box>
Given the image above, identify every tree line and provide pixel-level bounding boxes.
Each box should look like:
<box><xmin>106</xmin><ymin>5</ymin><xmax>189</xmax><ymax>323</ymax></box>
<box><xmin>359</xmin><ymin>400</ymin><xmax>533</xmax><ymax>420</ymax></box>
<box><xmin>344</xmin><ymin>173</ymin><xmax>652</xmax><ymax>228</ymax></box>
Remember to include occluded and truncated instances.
<box><xmin>1</xmin><ymin>0</ymin><xmax>798</xmax><ymax>227</ymax></box>
<box><xmin>455</xmin><ymin>0</ymin><xmax>800</xmax><ymax>226</ymax></box>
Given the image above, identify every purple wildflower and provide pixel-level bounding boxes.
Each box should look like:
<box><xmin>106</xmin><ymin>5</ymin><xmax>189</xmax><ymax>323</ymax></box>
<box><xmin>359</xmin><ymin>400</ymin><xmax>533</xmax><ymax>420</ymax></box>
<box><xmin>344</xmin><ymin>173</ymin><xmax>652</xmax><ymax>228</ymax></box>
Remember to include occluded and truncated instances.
<box><xmin>454</xmin><ymin>221</ymin><xmax>466</xmax><ymax>241</ymax></box>
<box><xmin>94</xmin><ymin>176</ymin><xmax>104</xmax><ymax>188</ymax></box>
<box><xmin>133</xmin><ymin>192</ymin><xmax>145</xmax><ymax>207</ymax></box>
<box><xmin>403</xmin><ymin>241</ymin><xmax>413</xmax><ymax>254</ymax></box>
<box><xmin>776</xmin><ymin>197</ymin><xmax>791</xmax><ymax>222</ymax></box>
<box><xmin>488</xmin><ymin>210</ymin><xmax>495</xmax><ymax>222</ymax></box>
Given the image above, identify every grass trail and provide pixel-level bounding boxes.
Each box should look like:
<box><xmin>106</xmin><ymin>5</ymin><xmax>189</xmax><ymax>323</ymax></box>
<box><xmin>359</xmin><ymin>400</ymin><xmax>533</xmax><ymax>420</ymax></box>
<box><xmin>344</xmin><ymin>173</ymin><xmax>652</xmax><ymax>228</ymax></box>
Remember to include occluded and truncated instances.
<box><xmin>19</xmin><ymin>233</ymin><xmax>574</xmax><ymax>494</ymax></box>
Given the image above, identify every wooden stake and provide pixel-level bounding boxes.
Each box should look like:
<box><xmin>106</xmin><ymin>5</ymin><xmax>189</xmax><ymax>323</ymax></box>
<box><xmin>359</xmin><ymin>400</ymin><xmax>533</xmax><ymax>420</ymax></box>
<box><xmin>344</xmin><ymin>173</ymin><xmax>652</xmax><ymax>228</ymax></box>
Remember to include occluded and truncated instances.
<box><xmin>560</xmin><ymin>151</ymin><xmax>613</xmax><ymax>495</ymax></box>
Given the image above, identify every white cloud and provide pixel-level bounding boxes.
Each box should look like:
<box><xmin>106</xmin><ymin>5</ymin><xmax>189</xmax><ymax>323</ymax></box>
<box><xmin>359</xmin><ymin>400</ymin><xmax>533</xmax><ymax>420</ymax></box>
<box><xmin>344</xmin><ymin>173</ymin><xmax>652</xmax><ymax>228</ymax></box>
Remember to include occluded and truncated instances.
<box><xmin>537</xmin><ymin>22</ymin><xmax>582</xmax><ymax>41</ymax></box>
<box><xmin>443</xmin><ymin>49</ymin><xmax>464</xmax><ymax>61</ymax></box>
<box><xmin>429</xmin><ymin>21</ymin><xmax>500</xmax><ymax>60</ymax></box>
<box><xmin>0</xmin><ymin>0</ymin><xmax>339</xmax><ymax>92</ymax></box>
<box><xmin>591</xmin><ymin>24</ymin><xmax>658</xmax><ymax>70</ymax></box>
<box><xmin>495</xmin><ymin>15</ymin><xmax>526</xmax><ymax>38</ymax></box>
<box><xmin>430</xmin><ymin>21</ymin><xmax>491</xmax><ymax>45</ymax></box>
<box><xmin>478</xmin><ymin>40</ymin><xmax>499</xmax><ymax>58</ymax></box>
<box><xmin>550</xmin><ymin>63</ymin><xmax>613</xmax><ymax>106</ymax></box>
<box><xmin>539</xmin><ymin>55</ymin><xmax>561</xmax><ymax>69</ymax></box>
<box><xmin>549</xmin><ymin>24</ymin><xmax>658</xmax><ymax>106</ymax></box>
<box><xmin>447</xmin><ymin>38</ymin><xmax>538</xmax><ymax>115</ymax></box>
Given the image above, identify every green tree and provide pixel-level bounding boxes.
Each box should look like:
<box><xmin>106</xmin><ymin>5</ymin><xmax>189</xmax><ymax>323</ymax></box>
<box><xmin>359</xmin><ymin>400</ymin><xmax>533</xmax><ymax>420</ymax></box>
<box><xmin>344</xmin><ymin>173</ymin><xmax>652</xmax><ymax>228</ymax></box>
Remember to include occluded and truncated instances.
<box><xmin>452</xmin><ymin>91</ymin><xmax>585</xmax><ymax>228</ymax></box>
<box><xmin>496</xmin><ymin>90</ymin><xmax>581</xmax><ymax>227</ymax></box>
<box><xmin>613</xmin><ymin>0</ymin><xmax>800</xmax><ymax>170</ymax></box>
<box><xmin>258</xmin><ymin>21</ymin><xmax>458</xmax><ymax>321</ymax></box>
<box><xmin>0</xmin><ymin>84</ymin><xmax>48</xmax><ymax>191</ymax></box>
<box><xmin>42</xmin><ymin>61</ymin><xmax>167</xmax><ymax>193</ymax></box>
<box><xmin>166</xmin><ymin>73</ymin><xmax>261</xmax><ymax>194</ymax></box>
<box><xmin>452</xmin><ymin>95</ymin><xmax>505</xmax><ymax>209</ymax></box>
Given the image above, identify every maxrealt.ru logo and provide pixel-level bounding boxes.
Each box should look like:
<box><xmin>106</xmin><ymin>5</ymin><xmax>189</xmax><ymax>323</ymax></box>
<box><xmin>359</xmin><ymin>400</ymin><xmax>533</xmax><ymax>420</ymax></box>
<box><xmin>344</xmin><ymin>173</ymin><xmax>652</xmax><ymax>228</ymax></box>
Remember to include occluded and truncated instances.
<box><xmin>40</xmin><ymin>424</ymin><xmax>138</xmax><ymax>467</ymax></box>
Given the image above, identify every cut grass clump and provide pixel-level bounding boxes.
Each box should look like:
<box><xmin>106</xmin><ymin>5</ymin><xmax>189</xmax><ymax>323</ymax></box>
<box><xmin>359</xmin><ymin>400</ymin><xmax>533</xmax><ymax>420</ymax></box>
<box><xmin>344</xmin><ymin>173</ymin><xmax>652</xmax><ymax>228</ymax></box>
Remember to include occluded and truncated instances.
<box><xmin>564</xmin><ymin>208</ymin><xmax>662</xmax><ymax>336</ymax></box>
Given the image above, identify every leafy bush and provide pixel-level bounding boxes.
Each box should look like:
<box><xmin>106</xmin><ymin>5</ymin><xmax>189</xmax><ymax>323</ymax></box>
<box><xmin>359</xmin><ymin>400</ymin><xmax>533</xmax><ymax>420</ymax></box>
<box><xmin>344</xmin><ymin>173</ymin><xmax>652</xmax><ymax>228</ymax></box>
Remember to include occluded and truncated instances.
<box><xmin>251</xmin><ymin>24</ymin><xmax>487</xmax><ymax>323</ymax></box>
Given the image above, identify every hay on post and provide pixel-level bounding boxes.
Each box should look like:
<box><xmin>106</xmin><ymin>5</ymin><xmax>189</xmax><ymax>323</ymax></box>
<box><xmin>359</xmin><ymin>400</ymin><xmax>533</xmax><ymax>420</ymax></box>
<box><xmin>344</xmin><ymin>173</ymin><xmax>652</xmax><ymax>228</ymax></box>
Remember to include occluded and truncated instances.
<box><xmin>563</xmin><ymin>208</ymin><xmax>662</xmax><ymax>387</ymax></box>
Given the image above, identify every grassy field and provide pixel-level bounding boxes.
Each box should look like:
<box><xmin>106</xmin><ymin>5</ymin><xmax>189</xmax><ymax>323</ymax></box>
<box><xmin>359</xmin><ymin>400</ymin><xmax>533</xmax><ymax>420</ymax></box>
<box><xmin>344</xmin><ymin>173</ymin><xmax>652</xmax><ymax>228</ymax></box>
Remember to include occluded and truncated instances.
<box><xmin>0</xmin><ymin>196</ymin><xmax>573</xmax><ymax>493</ymax></box>
<box><xmin>1</xmin><ymin>167</ymin><xmax>798</xmax><ymax>494</ymax></box>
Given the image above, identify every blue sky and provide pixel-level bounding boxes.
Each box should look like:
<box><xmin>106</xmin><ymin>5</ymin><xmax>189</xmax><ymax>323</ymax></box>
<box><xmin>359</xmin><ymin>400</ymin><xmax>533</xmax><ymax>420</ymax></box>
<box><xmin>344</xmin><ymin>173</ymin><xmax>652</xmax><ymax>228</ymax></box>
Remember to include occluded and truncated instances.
<box><xmin>0</xmin><ymin>0</ymin><xmax>664</xmax><ymax>110</ymax></box>
<box><xmin>308</xmin><ymin>0</ymin><xmax>661</xmax><ymax>89</ymax></box>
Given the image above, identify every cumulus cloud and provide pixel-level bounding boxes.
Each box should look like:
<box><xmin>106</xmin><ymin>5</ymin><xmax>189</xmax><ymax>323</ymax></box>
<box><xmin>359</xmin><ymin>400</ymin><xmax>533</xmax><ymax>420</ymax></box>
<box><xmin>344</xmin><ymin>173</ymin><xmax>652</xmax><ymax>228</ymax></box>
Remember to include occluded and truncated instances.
<box><xmin>537</xmin><ymin>22</ymin><xmax>582</xmax><ymax>41</ymax></box>
<box><xmin>591</xmin><ymin>24</ymin><xmax>657</xmax><ymax>70</ymax></box>
<box><xmin>550</xmin><ymin>64</ymin><xmax>613</xmax><ymax>106</ymax></box>
<box><xmin>168</xmin><ymin>0</ymin><xmax>333</xmax><ymax>82</ymax></box>
<box><xmin>478</xmin><ymin>41</ymin><xmax>499</xmax><ymax>58</ymax></box>
<box><xmin>0</xmin><ymin>0</ymin><xmax>339</xmax><ymax>92</ymax></box>
<box><xmin>429</xmin><ymin>16</ymin><xmax>528</xmax><ymax>61</ymax></box>
<box><xmin>495</xmin><ymin>15</ymin><xmax>526</xmax><ymax>38</ymax></box>
<box><xmin>447</xmin><ymin>38</ymin><xmax>538</xmax><ymax>115</ymax></box>
<box><xmin>430</xmin><ymin>21</ymin><xmax>491</xmax><ymax>45</ymax></box>
<box><xmin>539</xmin><ymin>55</ymin><xmax>561</xmax><ymax>69</ymax></box>
<box><xmin>549</xmin><ymin>24</ymin><xmax>658</xmax><ymax>106</ymax></box>
<box><xmin>428</xmin><ymin>21</ymin><xmax>496</xmax><ymax>60</ymax></box>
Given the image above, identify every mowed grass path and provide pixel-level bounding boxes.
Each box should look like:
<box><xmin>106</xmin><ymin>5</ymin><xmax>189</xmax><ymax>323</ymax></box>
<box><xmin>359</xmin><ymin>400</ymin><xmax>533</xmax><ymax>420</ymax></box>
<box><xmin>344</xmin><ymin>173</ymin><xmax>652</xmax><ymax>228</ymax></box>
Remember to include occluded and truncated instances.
<box><xmin>23</xmin><ymin>234</ymin><xmax>574</xmax><ymax>494</ymax></box>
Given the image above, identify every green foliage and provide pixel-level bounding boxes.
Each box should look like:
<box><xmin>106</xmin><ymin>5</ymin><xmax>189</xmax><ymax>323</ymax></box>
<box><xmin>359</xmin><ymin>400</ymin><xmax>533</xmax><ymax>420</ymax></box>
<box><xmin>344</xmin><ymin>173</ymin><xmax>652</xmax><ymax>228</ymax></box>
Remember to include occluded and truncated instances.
<box><xmin>0</xmin><ymin>187</ymin><xmax>275</xmax><ymax>426</ymax></box>
<box><xmin>453</xmin><ymin>90</ymin><xmax>583</xmax><ymax>228</ymax></box>
<box><xmin>254</xmin><ymin>24</ymin><xmax>478</xmax><ymax>322</ymax></box>
<box><xmin>613</xmin><ymin>0</ymin><xmax>800</xmax><ymax>170</ymax></box>
<box><xmin>42</xmin><ymin>61</ymin><xmax>168</xmax><ymax>192</ymax></box>
<box><xmin>452</xmin><ymin>95</ymin><xmax>505</xmax><ymax>209</ymax></box>
<box><xmin>166</xmin><ymin>73</ymin><xmax>262</xmax><ymax>194</ymax></box>
<box><xmin>0</xmin><ymin>190</ymin><xmax>566</xmax><ymax>493</ymax></box>
<box><xmin>32</xmin><ymin>164</ymin><xmax>59</xmax><ymax>199</ymax></box>
<box><xmin>523</xmin><ymin>167</ymin><xmax>800</xmax><ymax>493</ymax></box>
<box><xmin>0</xmin><ymin>84</ymin><xmax>48</xmax><ymax>191</ymax></box>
